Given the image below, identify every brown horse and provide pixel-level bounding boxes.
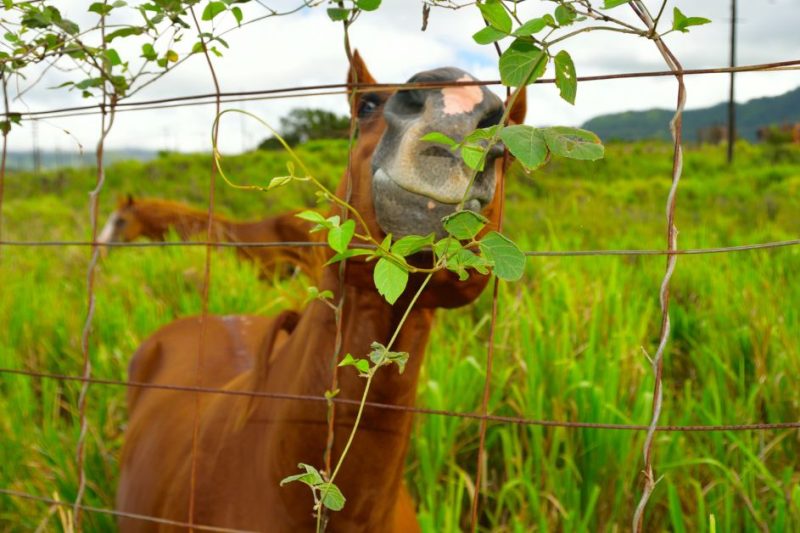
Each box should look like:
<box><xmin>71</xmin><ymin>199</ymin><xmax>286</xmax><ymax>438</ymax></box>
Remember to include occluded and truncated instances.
<box><xmin>98</xmin><ymin>196</ymin><xmax>321</xmax><ymax>278</ymax></box>
<box><xmin>116</xmin><ymin>52</ymin><xmax>526</xmax><ymax>531</ymax></box>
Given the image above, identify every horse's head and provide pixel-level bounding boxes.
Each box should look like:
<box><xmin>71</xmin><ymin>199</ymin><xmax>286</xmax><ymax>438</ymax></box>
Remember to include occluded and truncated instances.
<box><xmin>338</xmin><ymin>52</ymin><xmax>527</xmax><ymax>308</ymax></box>
<box><xmin>97</xmin><ymin>195</ymin><xmax>145</xmax><ymax>245</ymax></box>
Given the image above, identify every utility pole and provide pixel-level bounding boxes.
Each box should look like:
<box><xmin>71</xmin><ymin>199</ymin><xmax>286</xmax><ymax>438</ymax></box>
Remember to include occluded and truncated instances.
<box><xmin>240</xmin><ymin>99</ymin><xmax>248</xmax><ymax>153</ymax></box>
<box><xmin>32</xmin><ymin>119</ymin><xmax>41</xmax><ymax>173</ymax></box>
<box><xmin>727</xmin><ymin>0</ymin><xmax>737</xmax><ymax>164</ymax></box>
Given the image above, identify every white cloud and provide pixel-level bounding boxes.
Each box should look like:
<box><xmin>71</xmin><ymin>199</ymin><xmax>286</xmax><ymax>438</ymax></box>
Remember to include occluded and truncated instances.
<box><xmin>6</xmin><ymin>0</ymin><xmax>800</xmax><ymax>153</ymax></box>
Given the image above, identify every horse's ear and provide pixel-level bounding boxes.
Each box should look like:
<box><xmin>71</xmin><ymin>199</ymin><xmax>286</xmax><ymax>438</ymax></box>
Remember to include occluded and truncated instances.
<box><xmin>505</xmin><ymin>87</ymin><xmax>527</xmax><ymax>125</ymax></box>
<box><xmin>346</xmin><ymin>50</ymin><xmax>376</xmax><ymax>115</ymax></box>
<box><xmin>126</xmin><ymin>194</ymin><xmax>135</xmax><ymax>207</ymax></box>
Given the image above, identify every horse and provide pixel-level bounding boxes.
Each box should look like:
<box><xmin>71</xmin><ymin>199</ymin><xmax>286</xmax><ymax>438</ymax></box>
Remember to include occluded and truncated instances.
<box><xmin>116</xmin><ymin>51</ymin><xmax>526</xmax><ymax>532</ymax></box>
<box><xmin>98</xmin><ymin>196</ymin><xmax>321</xmax><ymax>279</ymax></box>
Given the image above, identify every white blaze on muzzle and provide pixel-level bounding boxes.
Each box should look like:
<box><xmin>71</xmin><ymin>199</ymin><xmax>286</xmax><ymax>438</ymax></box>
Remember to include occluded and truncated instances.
<box><xmin>97</xmin><ymin>212</ymin><xmax>119</xmax><ymax>244</ymax></box>
<box><xmin>442</xmin><ymin>75</ymin><xmax>484</xmax><ymax>116</ymax></box>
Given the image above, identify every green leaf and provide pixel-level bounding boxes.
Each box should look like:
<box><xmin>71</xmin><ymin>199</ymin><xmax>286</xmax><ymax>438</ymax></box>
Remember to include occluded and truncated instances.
<box><xmin>540</xmin><ymin>127</ymin><xmax>604</xmax><ymax>161</ymax></box>
<box><xmin>339</xmin><ymin>354</ymin><xmax>370</xmax><ymax>374</ymax></box>
<box><xmin>280</xmin><ymin>463</ymin><xmax>324</xmax><ymax>487</ymax></box>
<box><xmin>56</xmin><ymin>18</ymin><xmax>80</xmax><ymax>35</ymax></box>
<box><xmin>478</xmin><ymin>0</ymin><xmax>512</xmax><ymax>33</ymax></box>
<box><xmin>464</xmin><ymin>125</ymin><xmax>499</xmax><ymax>143</ymax></box>
<box><xmin>385</xmin><ymin>350</ymin><xmax>410</xmax><ymax>374</ymax></box>
<box><xmin>141</xmin><ymin>43</ymin><xmax>157</xmax><ymax>61</ymax></box>
<box><xmin>391</xmin><ymin>233</ymin><xmax>435</xmax><ymax>257</ymax></box>
<box><xmin>105</xmin><ymin>26</ymin><xmax>143</xmax><ymax>42</ymax></box>
<box><xmin>373</xmin><ymin>258</ymin><xmax>408</xmax><ymax>304</ymax></box>
<box><xmin>603</xmin><ymin>0</ymin><xmax>632</xmax><ymax>8</ymax></box>
<box><xmin>202</xmin><ymin>1</ymin><xmax>226</xmax><ymax>21</ymax></box>
<box><xmin>324</xmin><ymin>388</ymin><xmax>339</xmax><ymax>400</ymax></box>
<box><xmin>231</xmin><ymin>6</ymin><xmax>243</xmax><ymax>24</ymax></box>
<box><xmin>499</xmin><ymin>125</ymin><xmax>548</xmax><ymax>170</ymax></box>
<box><xmin>554</xmin><ymin>5</ymin><xmax>576</xmax><ymax>26</ymax></box>
<box><xmin>460</xmin><ymin>144</ymin><xmax>486</xmax><ymax>171</ymax></box>
<box><xmin>319</xmin><ymin>482</ymin><xmax>346</xmax><ymax>511</ymax></box>
<box><xmin>672</xmin><ymin>7</ymin><xmax>711</xmax><ymax>33</ymax></box>
<box><xmin>267</xmin><ymin>175</ymin><xmax>292</xmax><ymax>190</ymax></box>
<box><xmin>498</xmin><ymin>39</ymin><xmax>548</xmax><ymax>87</ymax></box>
<box><xmin>165</xmin><ymin>49</ymin><xmax>178</xmax><ymax>63</ymax></box>
<box><xmin>327</xmin><ymin>8</ymin><xmax>350</xmax><ymax>21</ymax></box>
<box><xmin>433</xmin><ymin>238</ymin><xmax>458</xmax><ymax>260</ymax></box>
<box><xmin>305</xmin><ymin>286</ymin><xmax>334</xmax><ymax>305</ymax></box>
<box><xmin>327</xmin><ymin>219</ymin><xmax>355</xmax><ymax>254</ymax></box>
<box><xmin>448</xmin><ymin>248</ymin><xmax>492</xmax><ymax>280</ymax></box>
<box><xmin>442</xmin><ymin>210</ymin><xmax>488</xmax><ymax>240</ymax></box>
<box><xmin>75</xmin><ymin>77</ymin><xmax>104</xmax><ymax>90</ymax></box>
<box><xmin>512</xmin><ymin>15</ymin><xmax>554</xmax><ymax>36</ymax></box>
<box><xmin>324</xmin><ymin>248</ymin><xmax>372</xmax><ymax>266</ymax></box>
<box><xmin>295</xmin><ymin>210</ymin><xmax>327</xmax><ymax>224</ymax></box>
<box><xmin>105</xmin><ymin>48</ymin><xmax>121</xmax><ymax>66</ymax></box>
<box><xmin>89</xmin><ymin>2</ymin><xmax>112</xmax><ymax>15</ymax></box>
<box><xmin>355</xmin><ymin>0</ymin><xmax>381</xmax><ymax>11</ymax></box>
<box><xmin>554</xmin><ymin>50</ymin><xmax>577</xmax><ymax>105</ymax></box>
<box><xmin>379</xmin><ymin>234</ymin><xmax>392</xmax><ymax>253</ymax></box>
<box><xmin>369</xmin><ymin>342</ymin><xmax>387</xmax><ymax>365</ymax></box>
<box><xmin>472</xmin><ymin>26</ymin><xmax>507</xmax><ymax>45</ymax></box>
<box><xmin>479</xmin><ymin>231</ymin><xmax>525</xmax><ymax>281</ymax></box>
<box><xmin>420</xmin><ymin>131</ymin><xmax>457</xmax><ymax>148</ymax></box>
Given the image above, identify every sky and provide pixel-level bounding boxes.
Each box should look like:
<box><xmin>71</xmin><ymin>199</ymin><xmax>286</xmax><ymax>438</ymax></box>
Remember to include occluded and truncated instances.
<box><xmin>6</xmin><ymin>0</ymin><xmax>800</xmax><ymax>153</ymax></box>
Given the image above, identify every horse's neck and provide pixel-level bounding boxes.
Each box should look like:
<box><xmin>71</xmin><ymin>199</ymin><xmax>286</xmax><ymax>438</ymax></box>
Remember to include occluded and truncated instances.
<box><xmin>139</xmin><ymin>204</ymin><xmax>228</xmax><ymax>240</ymax></box>
<box><xmin>221</xmin><ymin>218</ymin><xmax>276</xmax><ymax>243</ymax></box>
<box><xmin>250</xmin><ymin>267</ymin><xmax>435</xmax><ymax>517</ymax></box>
<box><xmin>221</xmin><ymin>212</ymin><xmax>307</xmax><ymax>243</ymax></box>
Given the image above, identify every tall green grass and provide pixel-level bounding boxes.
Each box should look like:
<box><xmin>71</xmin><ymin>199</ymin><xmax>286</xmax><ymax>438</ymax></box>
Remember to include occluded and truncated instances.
<box><xmin>1</xmin><ymin>140</ymin><xmax>798</xmax><ymax>531</ymax></box>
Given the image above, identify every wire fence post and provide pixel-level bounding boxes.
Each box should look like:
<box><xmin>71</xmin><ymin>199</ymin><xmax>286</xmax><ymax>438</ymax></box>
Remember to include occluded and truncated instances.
<box><xmin>0</xmin><ymin>32</ymin><xmax>797</xmax><ymax>531</ymax></box>
<box><xmin>186</xmin><ymin>7</ymin><xmax>223</xmax><ymax>531</ymax></box>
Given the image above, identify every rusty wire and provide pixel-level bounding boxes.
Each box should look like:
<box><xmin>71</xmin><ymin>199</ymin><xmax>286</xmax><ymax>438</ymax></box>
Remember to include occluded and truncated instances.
<box><xmin>0</xmin><ymin>70</ymin><xmax>7</xmax><ymax>261</ymax></box>
<box><xmin>186</xmin><ymin>6</ymin><xmax>222</xmax><ymax>531</ymax></box>
<box><xmin>2</xmin><ymin>366</ymin><xmax>800</xmax><ymax>432</ymax></box>
<box><xmin>72</xmin><ymin>12</ymin><xmax>116</xmax><ymax>526</ymax></box>
<box><xmin>469</xmin><ymin>28</ymin><xmax>510</xmax><ymax>531</ymax></box>
<box><xmin>631</xmin><ymin>3</ymin><xmax>685</xmax><ymax>531</ymax></box>
<box><xmin>0</xmin><ymin>238</ymin><xmax>798</xmax><ymax>256</ymax></box>
<box><xmin>12</xmin><ymin>59</ymin><xmax>800</xmax><ymax>121</ymax></box>
<box><xmin>1</xmin><ymin>28</ymin><xmax>799</xmax><ymax>533</ymax></box>
<box><xmin>0</xmin><ymin>488</ymin><xmax>256</xmax><ymax>533</ymax></box>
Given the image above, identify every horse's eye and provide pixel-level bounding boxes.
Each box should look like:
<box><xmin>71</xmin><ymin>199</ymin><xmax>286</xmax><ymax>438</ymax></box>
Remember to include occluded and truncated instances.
<box><xmin>114</xmin><ymin>218</ymin><xmax>126</xmax><ymax>227</ymax></box>
<box><xmin>358</xmin><ymin>94</ymin><xmax>380</xmax><ymax>118</ymax></box>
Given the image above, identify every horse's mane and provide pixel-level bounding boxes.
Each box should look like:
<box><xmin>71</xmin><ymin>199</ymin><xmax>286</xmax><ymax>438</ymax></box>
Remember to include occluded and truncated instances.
<box><xmin>128</xmin><ymin>197</ymin><xmax>236</xmax><ymax>223</ymax></box>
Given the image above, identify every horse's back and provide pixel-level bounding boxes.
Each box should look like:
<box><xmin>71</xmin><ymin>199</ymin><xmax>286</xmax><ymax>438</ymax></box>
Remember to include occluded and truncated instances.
<box><xmin>118</xmin><ymin>314</ymin><xmax>276</xmax><ymax>531</ymax></box>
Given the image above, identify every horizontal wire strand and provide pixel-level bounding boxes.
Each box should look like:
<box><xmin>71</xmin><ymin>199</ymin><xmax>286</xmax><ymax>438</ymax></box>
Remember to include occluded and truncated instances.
<box><xmin>11</xmin><ymin>59</ymin><xmax>800</xmax><ymax>121</ymax></box>
<box><xmin>1</xmin><ymin>367</ymin><xmax>799</xmax><ymax>432</ymax></box>
<box><xmin>0</xmin><ymin>238</ymin><xmax>797</xmax><ymax>256</ymax></box>
<box><xmin>0</xmin><ymin>488</ymin><xmax>256</xmax><ymax>533</ymax></box>
<box><xmin>1</xmin><ymin>52</ymin><xmax>799</xmax><ymax>532</ymax></box>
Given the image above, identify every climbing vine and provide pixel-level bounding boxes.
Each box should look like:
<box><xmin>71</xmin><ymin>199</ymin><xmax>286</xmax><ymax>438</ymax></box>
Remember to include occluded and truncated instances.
<box><xmin>1</xmin><ymin>0</ymin><xmax>711</xmax><ymax>530</ymax></box>
<box><xmin>253</xmin><ymin>1</ymin><xmax>710</xmax><ymax>530</ymax></box>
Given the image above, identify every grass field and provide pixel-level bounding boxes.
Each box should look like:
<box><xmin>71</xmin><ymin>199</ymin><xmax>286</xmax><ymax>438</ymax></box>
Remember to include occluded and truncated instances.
<box><xmin>1</xmin><ymin>139</ymin><xmax>799</xmax><ymax>531</ymax></box>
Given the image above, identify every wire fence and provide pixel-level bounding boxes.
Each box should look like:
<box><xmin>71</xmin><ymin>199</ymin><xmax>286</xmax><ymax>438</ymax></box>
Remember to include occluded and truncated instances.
<box><xmin>12</xmin><ymin>59</ymin><xmax>800</xmax><ymax>121</ymax></box>
<box><xmin>1</xmin><ymin>25</ymin><xmax>799</xmax><ymax>533</ymax></box>
<box><xmin>1</xmin><ymin>237</ymin><xmax>799</xmax><ymax>255</ymax></box>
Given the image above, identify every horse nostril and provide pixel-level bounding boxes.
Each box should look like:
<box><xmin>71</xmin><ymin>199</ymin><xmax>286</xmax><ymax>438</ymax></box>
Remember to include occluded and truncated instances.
<box><xmin>420</xmin><ymin>145</ymin><xmax>457</xmax><ymax>160</ymax></box>
<box><xmin>476</xmin><ymin>106</ymin><xmax>504</xmax><ymax>130</ymax></box>
<box><xmin>481</xmin><ymin>143</ymin><xmax>505</xmax><ymax>167</ymax></box>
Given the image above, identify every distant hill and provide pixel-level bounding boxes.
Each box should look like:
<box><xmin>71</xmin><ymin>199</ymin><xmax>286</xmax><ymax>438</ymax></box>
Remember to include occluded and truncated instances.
<box><xmin>582</xmin><ymin>86</ymin><xmax>800</xmax><ymax>142</ymax></box>
<box><xmin>6</xmin><ymin>148</ymin><xmax>156</xmax><ymax>171</ymax></box>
